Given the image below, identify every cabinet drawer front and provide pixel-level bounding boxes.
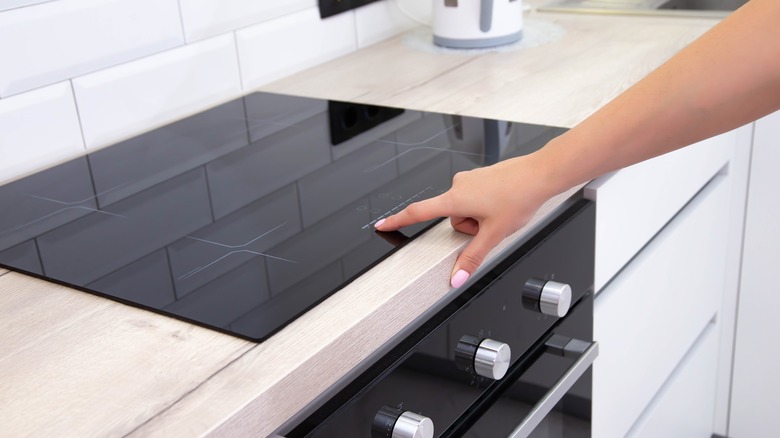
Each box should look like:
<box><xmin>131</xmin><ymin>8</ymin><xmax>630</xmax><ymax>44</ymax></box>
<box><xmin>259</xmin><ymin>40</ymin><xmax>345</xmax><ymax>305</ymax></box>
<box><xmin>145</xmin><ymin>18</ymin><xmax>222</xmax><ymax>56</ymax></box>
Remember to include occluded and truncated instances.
<box><xmin>626</xmin><ymin>322</ymin><xmax>719</xmax><ymax>438</ymax></box>
<box><xmin>585</xmin><ymin>130</ymin><xmax>734</xmax><ymax>291</ymax></box>
<box><xmin>592</xmin><ymin>174</ymin><xmax>729</xmax><ymax>438</ymax></box>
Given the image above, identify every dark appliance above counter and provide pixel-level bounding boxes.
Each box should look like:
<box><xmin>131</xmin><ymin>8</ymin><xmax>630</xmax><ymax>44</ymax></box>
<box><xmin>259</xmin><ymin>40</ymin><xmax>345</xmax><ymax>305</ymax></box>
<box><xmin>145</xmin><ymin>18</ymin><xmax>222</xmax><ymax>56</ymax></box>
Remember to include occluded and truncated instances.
<box><xmin>0</xmin><ymin>91</ymin><xmax>567</xmax><ymax>342</ymax></box>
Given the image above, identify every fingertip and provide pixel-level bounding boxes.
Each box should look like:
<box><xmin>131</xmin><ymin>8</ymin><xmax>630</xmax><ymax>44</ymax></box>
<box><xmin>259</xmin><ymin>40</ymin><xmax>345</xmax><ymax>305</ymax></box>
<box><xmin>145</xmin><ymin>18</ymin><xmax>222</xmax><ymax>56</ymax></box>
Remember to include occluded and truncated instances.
<box><xmin>450</xmin><ymin>269</ymin><xmax>470</xmax><ymax>288</ymax></box>
<box><xmin>373</xmin><ymin>218</ymin><xmax>386</xmax><ymax>229</ymax></box>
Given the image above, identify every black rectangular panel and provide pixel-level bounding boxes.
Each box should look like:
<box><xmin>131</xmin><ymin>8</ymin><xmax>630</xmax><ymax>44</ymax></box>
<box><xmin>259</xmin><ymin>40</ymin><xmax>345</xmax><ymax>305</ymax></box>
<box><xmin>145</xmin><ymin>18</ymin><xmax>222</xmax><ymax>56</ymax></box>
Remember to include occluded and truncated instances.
<box><xmin>319</xmin><ymin>0</ymin><xmax>382</xmax><ymax>19</ymax></box>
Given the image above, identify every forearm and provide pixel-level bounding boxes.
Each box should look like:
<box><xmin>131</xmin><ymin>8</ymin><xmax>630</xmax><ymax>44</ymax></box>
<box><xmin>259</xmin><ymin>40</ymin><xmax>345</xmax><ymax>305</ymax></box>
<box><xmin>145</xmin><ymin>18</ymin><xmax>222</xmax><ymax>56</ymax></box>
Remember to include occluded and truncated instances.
<box><xmin>533</xmin><ymin>0</ymin><xmax>780</xmax><ymax>195</ymax></box>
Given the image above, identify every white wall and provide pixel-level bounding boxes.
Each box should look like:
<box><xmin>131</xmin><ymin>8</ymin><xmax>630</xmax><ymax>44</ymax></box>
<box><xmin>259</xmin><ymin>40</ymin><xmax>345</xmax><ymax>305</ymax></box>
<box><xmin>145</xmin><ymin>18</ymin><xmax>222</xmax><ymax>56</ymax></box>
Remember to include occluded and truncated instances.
<box><xmin>0</xmin><ymin>0</ymin><xmax>417</xmax><ymax>183</ymax></box>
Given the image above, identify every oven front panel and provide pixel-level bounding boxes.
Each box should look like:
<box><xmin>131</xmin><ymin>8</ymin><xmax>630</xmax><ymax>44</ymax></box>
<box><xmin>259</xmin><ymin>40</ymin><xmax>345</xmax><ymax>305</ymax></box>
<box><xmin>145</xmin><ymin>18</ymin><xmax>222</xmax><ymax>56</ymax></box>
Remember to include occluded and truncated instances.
<box><xmin>287</xmin><ymin>201</ymin><xmax>595</xmax><ymax>437</ymax></box>
<box><xmin>463</xmin><ymin>296</ymin><xmax>593</xmax><ymax>438</ymax></box>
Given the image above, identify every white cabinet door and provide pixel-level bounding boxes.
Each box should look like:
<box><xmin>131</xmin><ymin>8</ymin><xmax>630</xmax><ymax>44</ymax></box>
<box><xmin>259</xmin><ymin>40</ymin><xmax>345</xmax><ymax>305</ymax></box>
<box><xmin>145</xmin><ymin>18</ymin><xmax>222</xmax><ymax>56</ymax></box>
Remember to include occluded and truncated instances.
<box><xmin>730</xmin><ymin>110</ymin><xmax>780</xmax><ymax>437</ymax></box>
<box><xmin>593</xmin><ymin>174</ymin><xmax>730</xmax><ymax>438</ymax></box>
<box><xmin>585</xmin><ymin>131</ymin><xmax>733</xmax><ymax>292</ymax></box>
<box><xmin>626</xmin><ymin>322</ymin><xmax>719</xmax><ymax>438</ymax></box>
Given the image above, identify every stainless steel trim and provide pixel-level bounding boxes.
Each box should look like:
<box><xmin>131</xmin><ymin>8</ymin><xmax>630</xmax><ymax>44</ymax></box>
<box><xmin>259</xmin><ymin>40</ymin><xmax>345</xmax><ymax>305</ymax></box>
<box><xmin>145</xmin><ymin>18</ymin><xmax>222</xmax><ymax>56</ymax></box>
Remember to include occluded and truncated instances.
<box><xmin>507</xmin><ymin>341</ymin><xmax>599</xmax><ymax>438</ymax></box>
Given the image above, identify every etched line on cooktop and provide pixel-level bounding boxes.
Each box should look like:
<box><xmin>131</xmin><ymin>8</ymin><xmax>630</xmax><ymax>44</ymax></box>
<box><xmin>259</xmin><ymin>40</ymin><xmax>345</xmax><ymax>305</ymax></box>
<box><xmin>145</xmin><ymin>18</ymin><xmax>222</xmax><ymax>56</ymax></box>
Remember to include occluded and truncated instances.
<box><xmin>27</xmin><ymin>181</ymin><xmax>127</xmax><ymax>206</ymax></box>
<box><xmin>362</xmin><ymin>186</ymin><xmax>436</xmax><ymax>230</ymax></box>
<box><xmin>364</xmin><ymin>146</ymin><xmax>483</xmax><ymax>174</ymax></box>
<box><xmin>177</xmin><ymin>222</ymin><xmax>296</xmax><ymax>280</ymax></box>
<box><xmin>377</xmin><ymin>124</ymin><xmax>459</xmax><ymax>147</ymax></box>
<box><xmin>245</xmin><ymin>109</ymin><xmax>304</xmax><ymax>131</ymax></box>
<box><xmin>0</xmin><ymin>185</ymin><xmax>128</xmax><ymax>236</ymax></box>
<box><xmin>365</xmin><ymin>124</ymin><xmax>481</xmax><ymax>173</ymax></box>
<box><xmin>0</xmin><ymin>206</ymin><xmax>125</xmax><ymax>236</ymax></box>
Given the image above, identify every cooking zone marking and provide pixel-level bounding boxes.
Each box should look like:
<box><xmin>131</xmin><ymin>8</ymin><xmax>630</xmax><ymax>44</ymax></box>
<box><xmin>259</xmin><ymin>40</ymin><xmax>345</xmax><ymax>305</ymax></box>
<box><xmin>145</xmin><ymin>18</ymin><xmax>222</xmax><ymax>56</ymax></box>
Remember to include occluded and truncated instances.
<box><xmin>363</xmin><ymin>123</ymin><xmax>481</xmax><ymax>174</ymax></box>
<box><xmin>177</xmin><ymin>222</ymin><xmax>296</xmax><ymax>280</ymax></box>
<box><xmin>362</xmin><ymin>186</ymin><xmax>437</xmax><ymax>230</ymax></box>
<box><xmin>1</xmin><ymin>184</ymin><xmax>128</xmax><ymax>236</ymax></box>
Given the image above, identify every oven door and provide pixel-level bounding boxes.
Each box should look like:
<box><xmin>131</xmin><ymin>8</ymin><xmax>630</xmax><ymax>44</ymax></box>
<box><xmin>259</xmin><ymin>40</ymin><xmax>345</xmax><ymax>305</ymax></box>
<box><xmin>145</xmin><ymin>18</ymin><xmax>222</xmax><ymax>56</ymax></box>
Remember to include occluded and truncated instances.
<box><xmin>455</xmin><ymin>294</ymin><xmax>596</xmax><ymax>438</ymax></box>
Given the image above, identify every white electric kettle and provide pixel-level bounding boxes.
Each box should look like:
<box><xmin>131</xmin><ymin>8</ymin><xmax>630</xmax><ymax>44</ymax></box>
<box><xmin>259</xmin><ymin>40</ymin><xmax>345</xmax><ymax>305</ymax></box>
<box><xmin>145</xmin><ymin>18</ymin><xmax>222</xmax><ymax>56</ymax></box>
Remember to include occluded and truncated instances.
<box><xmin>432</xmin><ymin>0</ymin><xmax>523</xmax><ymax>49</ymax></box>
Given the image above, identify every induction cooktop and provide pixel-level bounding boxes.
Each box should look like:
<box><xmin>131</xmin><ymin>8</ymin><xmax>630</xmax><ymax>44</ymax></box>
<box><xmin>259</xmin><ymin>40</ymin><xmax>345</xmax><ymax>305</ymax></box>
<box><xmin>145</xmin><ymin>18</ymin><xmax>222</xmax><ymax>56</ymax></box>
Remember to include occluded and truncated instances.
<box><xmin>0</xmin><ymin>92</ymin><xmax>565</xmax><ymax>342</ymax></box>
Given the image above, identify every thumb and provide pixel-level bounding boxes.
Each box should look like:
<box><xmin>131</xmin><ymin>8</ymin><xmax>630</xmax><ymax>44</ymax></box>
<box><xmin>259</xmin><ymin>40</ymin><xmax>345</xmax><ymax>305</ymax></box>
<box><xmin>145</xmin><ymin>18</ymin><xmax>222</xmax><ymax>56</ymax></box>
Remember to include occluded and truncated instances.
<box><xmin>450</xmin><ymin>225</ymin><xmax>504</xmax><ymax>288</ymax></box>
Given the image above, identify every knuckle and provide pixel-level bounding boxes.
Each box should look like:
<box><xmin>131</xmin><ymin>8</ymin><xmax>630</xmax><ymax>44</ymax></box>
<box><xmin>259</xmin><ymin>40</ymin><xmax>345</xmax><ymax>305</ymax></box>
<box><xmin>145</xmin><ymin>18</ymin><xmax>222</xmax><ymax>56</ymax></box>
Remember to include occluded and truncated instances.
<box><xmin>404</xmin><ymin>203</ymin><xmax>422</xmax><ymax>218</ymax></box>
<box><xmin>452</xmin><ymin>171</ymin><xmax>468</xmax><ymax>183</ymax></box>
<box><xmin>460</xmin><ymin>251</ymin><xmax>484</xmax><ymax>268</ymax></box>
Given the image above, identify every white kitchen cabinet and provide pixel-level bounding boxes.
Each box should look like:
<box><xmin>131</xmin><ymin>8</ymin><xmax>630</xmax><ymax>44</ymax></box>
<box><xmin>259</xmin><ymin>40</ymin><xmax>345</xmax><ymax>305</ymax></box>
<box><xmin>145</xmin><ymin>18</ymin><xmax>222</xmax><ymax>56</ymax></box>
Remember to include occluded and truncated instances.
<box><xmin>626</xmin><ymin>322</ymin><xmax>719</xmax><ymax>438</ymax></box>
<box><xmin>729</xmin><ymin>110</ymin><xmax>780</xmax><ymax>437</ymax></box>
<box><xmin>592</xmin><ymin>172</ymin><xmax>730</xmax><ymax>438</ymax></box>
<box><xmin>585</xmin><ymin>130</ymin><xmax>733</xmax><ymax>292</ymax></box>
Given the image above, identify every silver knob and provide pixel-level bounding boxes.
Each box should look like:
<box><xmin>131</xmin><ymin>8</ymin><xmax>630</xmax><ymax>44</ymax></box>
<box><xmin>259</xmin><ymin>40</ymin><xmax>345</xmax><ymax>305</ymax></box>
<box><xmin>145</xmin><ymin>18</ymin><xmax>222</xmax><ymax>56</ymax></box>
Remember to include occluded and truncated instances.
<box><xmin>474</xmin><ymin>338</ymin><xmax>512</xmax><ymax>380</ymax></box>
<box><xmin>393</xmin><ymin>411</ymin><xmax>434</xmax><ymax>438</ymax></box>
<box><xmin>373</xmin><ymin>407</ymin><xmax>433</xmax><ymax>438</ymax></box>
<box><xmin>523</xmin><ymin>278</ymin><xmax>573</xmax><ymax>317</ymax></box>
<box><xmin>539</xmin><ymin>280</ymin><xmax>572</xmax><ymax>317</ymax></box>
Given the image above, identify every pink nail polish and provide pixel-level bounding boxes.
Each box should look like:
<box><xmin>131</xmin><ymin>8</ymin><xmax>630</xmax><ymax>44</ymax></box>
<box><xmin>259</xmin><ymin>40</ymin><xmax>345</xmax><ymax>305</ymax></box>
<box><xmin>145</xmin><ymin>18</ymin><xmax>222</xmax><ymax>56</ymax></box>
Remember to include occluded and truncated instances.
<box><xmin>374</xmin><ymin>219</ymin><xmax>386</xmax><ymax>229</ymax></box>
<box><xmin>451</xmin><ymin>269</ymin><xmax>470</xmax><ymax>288</ymax></box>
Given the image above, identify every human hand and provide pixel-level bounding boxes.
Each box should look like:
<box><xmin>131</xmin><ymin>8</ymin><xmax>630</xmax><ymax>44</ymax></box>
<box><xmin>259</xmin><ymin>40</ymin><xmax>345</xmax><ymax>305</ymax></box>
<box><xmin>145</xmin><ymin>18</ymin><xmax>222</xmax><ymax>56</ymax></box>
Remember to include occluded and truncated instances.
<box><xmin>374</xmin><ymin>154</ymin><xmax>555</xmax><ymax>288</ymax></box>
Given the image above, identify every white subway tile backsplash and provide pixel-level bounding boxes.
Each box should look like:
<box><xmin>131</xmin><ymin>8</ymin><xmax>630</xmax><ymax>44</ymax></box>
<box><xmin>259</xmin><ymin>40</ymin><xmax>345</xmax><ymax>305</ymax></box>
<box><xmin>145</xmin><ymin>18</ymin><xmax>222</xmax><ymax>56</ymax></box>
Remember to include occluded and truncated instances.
<box><xmin>72</xmin><ymin>34</ymin><xmax>242</xmax><ymax>150</ymax></box>
<box><xmin>179</xmin><ymin>0</ymin><xmax>316</xmax><ymax>42</ymax></box>
<box><xmin>0</xmin><ymin>81</ymin><xmax>84</xmax><ymax>183</ymax></box>
<box><xmin>0</xmin><ymin>0</ymin><xmax>421</xmax><ymax>184</ymax></box>
<box><xmin>355</xmin><ymin>1</ymin><xmax>417</xmax><ymax>48</ymax></box>
<box><xmin>236</xmin><ymin>7</ymin><xmax>357</xmax><ymax>91</ymax></box>
<box><xmin>0</xmin><ymin>0</ymin><xmax>183</xmax><ymax>97</ymax></box>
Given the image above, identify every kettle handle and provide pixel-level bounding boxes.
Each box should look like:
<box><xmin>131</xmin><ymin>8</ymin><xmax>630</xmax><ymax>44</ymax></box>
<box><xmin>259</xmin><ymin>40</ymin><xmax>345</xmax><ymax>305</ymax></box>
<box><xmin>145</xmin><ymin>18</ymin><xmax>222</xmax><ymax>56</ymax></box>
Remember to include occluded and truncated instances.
<box><xmin>480</xmin><ymin>0</ymin><xmax>494</xmax><ymax>32</ymax></box>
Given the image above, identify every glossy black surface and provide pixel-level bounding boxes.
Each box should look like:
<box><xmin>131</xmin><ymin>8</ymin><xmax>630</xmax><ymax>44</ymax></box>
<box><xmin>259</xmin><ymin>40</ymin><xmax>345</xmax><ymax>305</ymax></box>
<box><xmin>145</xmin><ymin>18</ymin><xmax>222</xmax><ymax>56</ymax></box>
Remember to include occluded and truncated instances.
<box><xmin>0</xmin><ymin>92</ymin><xmax>566</xmax><ymax>342</ymax></box>
<box><xmin>286</xmin><ymin>201</ymin><xmax>595</xmax><ymax>437</ymax></box>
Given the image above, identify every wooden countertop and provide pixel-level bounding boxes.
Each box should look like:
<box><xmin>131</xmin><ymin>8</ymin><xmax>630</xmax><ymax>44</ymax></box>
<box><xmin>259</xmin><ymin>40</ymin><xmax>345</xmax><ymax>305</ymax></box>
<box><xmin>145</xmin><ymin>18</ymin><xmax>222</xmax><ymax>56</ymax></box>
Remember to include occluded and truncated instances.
<box><xmin>0</xmin><ymin>11</ymin><xmax>717</xmax><ymax>437</ymax></box>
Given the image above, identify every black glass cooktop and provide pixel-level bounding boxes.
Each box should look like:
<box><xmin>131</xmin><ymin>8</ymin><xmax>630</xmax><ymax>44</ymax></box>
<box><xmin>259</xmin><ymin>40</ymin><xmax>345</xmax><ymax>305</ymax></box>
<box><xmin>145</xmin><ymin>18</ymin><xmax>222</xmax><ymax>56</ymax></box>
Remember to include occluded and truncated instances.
<box><xmin>0</xmin><ymin>92</ymin><xmax>565</xmax><ymax>342</ymax></box>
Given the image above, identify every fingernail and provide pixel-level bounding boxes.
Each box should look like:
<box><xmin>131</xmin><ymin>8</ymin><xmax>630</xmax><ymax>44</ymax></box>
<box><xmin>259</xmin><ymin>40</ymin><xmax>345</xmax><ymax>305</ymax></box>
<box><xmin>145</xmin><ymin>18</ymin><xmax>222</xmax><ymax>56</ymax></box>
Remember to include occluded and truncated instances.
<box><xmin>374</xmin><ymin>219</ymin><xmax>386</xmax><ymax>229</ymax></box>
<box><xmin>451</xmin><ymin>269</ymin><xmax>470</xmax><ymax>288</ymax></box>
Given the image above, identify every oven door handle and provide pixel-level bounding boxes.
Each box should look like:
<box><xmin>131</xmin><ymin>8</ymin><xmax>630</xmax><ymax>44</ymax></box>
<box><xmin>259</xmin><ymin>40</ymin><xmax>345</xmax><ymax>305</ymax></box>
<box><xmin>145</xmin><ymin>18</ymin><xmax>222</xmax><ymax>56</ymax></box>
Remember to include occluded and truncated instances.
<box><xmin>507</xmin><ymin>340</ymin><xmax>599</xmax><ymax>438</ymax></box>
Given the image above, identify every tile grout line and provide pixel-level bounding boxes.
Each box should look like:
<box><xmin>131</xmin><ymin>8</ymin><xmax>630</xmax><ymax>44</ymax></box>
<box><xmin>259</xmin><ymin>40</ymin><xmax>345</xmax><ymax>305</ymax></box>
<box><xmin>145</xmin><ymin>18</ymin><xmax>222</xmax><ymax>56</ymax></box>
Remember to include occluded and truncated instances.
<box><xmin>175</xmin><ymin>0</ymin><xmax>188</xmax><ymax>43</ymax></box>
<box><xmin>231</xmin><ymin>31</ymin><xmax>246</xmax><ymax>91</ymax></box>
<box><xmin>68</xmin><ymin>79</ymin><xmax>89</xmax><ymax>151</ymax></box>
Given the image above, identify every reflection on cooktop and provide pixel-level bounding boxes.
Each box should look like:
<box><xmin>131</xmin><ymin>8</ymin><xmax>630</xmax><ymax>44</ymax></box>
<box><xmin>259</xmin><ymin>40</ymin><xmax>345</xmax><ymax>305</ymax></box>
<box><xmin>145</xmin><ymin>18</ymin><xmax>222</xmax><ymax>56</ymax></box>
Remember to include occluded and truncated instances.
<box><xmin>0</xmin><ymin>92</ymin><xmax>566</xmax><ymax>342</ymax></box>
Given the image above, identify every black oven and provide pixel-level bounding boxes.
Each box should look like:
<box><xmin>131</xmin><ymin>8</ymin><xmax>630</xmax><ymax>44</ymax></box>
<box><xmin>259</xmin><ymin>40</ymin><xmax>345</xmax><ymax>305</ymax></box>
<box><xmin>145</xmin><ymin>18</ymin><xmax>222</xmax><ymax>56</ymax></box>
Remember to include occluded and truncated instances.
<box><xmin>280</xmin><ymin>199</ymin><xmax>596</xmax><ymax>438</ymax></box>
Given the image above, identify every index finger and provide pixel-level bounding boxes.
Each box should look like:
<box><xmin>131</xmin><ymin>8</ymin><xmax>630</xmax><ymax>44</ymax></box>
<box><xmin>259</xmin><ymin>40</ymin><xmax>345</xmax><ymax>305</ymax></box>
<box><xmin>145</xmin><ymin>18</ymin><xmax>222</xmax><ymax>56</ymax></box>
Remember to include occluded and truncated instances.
<box><xmin>374</xmin><ymin>194</ymin><xmax>451</xmax><ymax>231</ymax></box>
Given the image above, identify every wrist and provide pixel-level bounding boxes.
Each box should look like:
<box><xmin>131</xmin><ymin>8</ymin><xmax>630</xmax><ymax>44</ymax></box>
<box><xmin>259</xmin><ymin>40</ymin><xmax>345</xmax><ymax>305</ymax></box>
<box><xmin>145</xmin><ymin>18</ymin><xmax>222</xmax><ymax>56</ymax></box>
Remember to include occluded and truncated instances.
<box><xmin>524</xmin><ymin>137</ymin><xmax>580</xmax><ymax>201</ymax></box>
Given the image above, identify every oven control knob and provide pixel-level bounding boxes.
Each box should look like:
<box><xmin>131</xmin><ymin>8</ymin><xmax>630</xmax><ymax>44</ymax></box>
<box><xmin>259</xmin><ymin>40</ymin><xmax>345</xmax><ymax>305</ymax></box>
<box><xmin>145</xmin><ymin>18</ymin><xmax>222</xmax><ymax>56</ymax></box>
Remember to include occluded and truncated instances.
<box><xmin>455</xmin><ymin>335</ymin><xmax>512</xmax><ymax>380</ymax></box>
<box><xmin>372</xmin><ymin>406</ymin><xmax>434</xmax><ymax>438</ymax></box>
<box><xmin>522</xmin><ymin>278</ymin><xmax>572</xmax><ymax>317</ymax></box>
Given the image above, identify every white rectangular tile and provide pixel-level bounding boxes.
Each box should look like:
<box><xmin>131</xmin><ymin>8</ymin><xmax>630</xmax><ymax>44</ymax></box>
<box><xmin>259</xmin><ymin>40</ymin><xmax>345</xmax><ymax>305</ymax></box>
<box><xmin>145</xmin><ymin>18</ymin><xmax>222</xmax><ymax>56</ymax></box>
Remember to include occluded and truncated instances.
<box><xmin>73</xmin><ymin>34</ymin><xmax>242</xmax><ymax>150</ymax></box>
<box><xmin>0</xmin><ymin>82</ymin><xmax>85</xmax><ymax>183</ymax></box>
<box><xmin>355</xmin><ymin>0</ymin><xmax>418</xmax><ymax>48</ymax></box>
<box><xmin>0</xmin><ymin>0</ymin><xmax>183</xmax><ymax>97</ymax></box>
<box><xmin>179</xmin><ymin>0</ymin><xmax>315</xmax><ymax>42</ymax></box>
<box><xmin>236</xmin><ymin>7</ymin><xmax>357</xmax><ymax>91</ymax></box>
<box><xmin>0</xmin><ymin>0</ymin><xmax>54</xmax><ymax>13</ymax></box>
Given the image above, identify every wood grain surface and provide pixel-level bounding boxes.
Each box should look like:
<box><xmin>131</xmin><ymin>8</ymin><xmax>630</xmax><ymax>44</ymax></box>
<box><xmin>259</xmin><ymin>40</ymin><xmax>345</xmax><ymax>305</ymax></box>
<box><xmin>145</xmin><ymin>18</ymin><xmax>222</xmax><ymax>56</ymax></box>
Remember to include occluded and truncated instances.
<box><xmin>0</xmin><ymin>11</ymin><xmax>718</xmax><ymax>437</ymax></box>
